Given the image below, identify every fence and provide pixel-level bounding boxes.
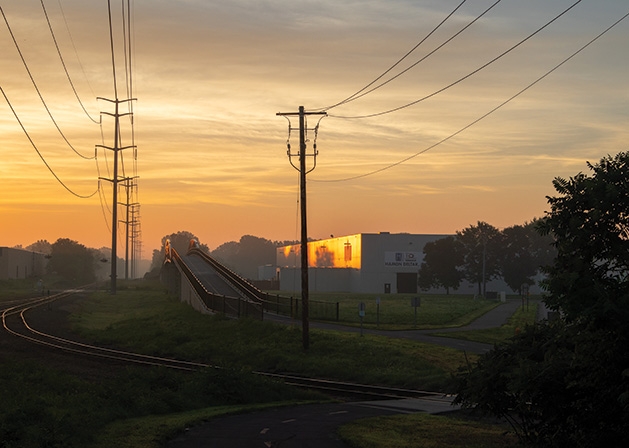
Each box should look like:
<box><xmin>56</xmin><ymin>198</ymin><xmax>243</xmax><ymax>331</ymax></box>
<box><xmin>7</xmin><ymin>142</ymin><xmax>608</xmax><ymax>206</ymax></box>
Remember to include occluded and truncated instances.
<box><xmin>172</xmin><ymin>249</ymin><xmax>263</xmax><ymax>320</ymax></box>
<box><xmin>175</xmin><ymin>249</ymin><xmax>338</xmax><ymax>322</ymax></box>
<box><xmin>260</xmin><ymin>293</ymin><xmax>340</xmax><ymax>321</ymax></box>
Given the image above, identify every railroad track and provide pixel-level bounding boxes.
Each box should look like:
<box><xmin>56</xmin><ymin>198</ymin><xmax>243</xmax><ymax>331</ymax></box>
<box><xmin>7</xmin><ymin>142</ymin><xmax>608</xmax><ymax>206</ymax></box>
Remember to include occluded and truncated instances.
<box><xmin>1</xmin><ymin>289</ymin><xmax>206</xmax><ymax>371</ymax></box>
<box><xmin>2</xmin><ymin>289</ymin><xmax>445</xmax><ymax>401</ymax></box>
<box><xmin>259</xmin><ymin>372</ymin><xmax>448</xmax><ymax>401</ymax></box>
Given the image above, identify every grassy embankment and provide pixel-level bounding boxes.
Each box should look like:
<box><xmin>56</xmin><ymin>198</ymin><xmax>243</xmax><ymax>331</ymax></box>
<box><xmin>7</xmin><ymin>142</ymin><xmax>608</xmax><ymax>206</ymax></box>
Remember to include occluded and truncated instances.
<box><xmin>0</xmin><ymin>278</ymin><xmax>40</xmax><ymax>300</ymax></box>
<box><xmin>336</xmin><ymin>299</ymin><xmax>540</xmax><ymax>448</ymax></box>
<box><xmin>269</xmin><ymin>291</ymin><xmax>502</xmax><ymax>330</ymax></box>
<box><xmin>70</xmin><ymin>285</ymin><xmax>481</xmax><ymax>391</ymax></box>
<box><xmin>339</xmin><ymin>412</ymin><xmax>519</xmax><ymax>448</ymax></box>
<box><xmin>432</xmin><ymin>300</ymin><xmax>540</xmax><ymax>345</ymax></box>
<box><xmin>0</xmin><ymin>279</ymin><xmax>525</xmax><ymax>447</ymax></box>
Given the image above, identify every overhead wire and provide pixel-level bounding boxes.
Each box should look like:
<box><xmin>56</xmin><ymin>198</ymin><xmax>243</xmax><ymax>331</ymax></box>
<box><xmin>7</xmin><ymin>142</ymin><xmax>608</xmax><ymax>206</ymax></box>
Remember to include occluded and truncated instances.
<box><xmin>329</xmin><ymin>0</ymin><xmax>583</xmax><ymax>119</ymax></box>
<box><xmin>328</xmin><ymin>0</ymin><xmax>503</xmax><ymax>111</ymax></box>
<box><xmin>317</xmin><ymin>0</ymin><xmax>472</xmax><ymax>112</ymax></box>
<box><xmin>56</xmin><ymin>0</ymin><xmax>97</xmax><ymax>99</ymax></box>
<box><xmin>327</xmin><ymin>0</ymin><xmax>503</xmax><ymax>111</ymax></box>
<box><xmin>1</xmin><ymin>85</ymin><xmax>98</xmax><ymax>199</ymax></box>
<box><xmin>313</xmin><ymin>9</ymin><xmax>629</xmax><ymax>183</ymax></box>
<box><xmin>0</xmin><ymin>5</ymin><xmax>96</xmax><ymax>160</ymax></box>
<box><xmin>39</xmin><ymin>0</ymin><xmax>100</xmax><ymax>124</ymax></box>
<box><xmin>107</xmin><ymin>0</ymin><xmax>118</xmax><ymax>99</ymax></box>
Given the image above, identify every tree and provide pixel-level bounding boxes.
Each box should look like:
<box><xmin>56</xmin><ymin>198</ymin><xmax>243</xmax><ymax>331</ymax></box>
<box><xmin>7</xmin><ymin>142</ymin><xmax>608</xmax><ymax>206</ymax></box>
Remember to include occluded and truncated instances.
<box><xmin>149</xmin><ymin>231</ymin><xmax>209</xmax><ymax>272</ymax></box>
<box><xmin>211</xmin><ymin>235</ymin><xmax>277</xmax><ymax>279</ymax></box>
<box><xmin>161</xmin><ymin>231</ymin><xmax>210</xmax><ymax>257</ymax></box>
<box><xmin>454</xmin><ymin>153</ymin><xmax>629</xmax><ymax>447</ymax></box>
<box><xmin>539</xmin><ymin>152</ymin><xmax>629</xmax><ymax>328</ymax></box>
<box><xmin>47</xmin><ymin>238</ymin><xmax>96</xmax><ymax>285</ymax></box>
<box><xmin>526</xmin><ymin>218</ymin><xmax>556</xmax><ymax>270</ymax></box>
<box><xmin>456</xmin><ymin>221</ymin><xmax>502</xmax><ymax>297</ymax></box>
<box><xmin>25</xmin><ymin>239</ymin><xmax>52</xmax><ymax>255</ymax></box>
<box><xmin>499</xmin><ymin>224</ymin><xmax>537</xmax><ymax>294</ymax></box>
<box><xmin>418</xmin><ymin>236</ymin><xmax>464</xmax><ymax>294</ymax></box>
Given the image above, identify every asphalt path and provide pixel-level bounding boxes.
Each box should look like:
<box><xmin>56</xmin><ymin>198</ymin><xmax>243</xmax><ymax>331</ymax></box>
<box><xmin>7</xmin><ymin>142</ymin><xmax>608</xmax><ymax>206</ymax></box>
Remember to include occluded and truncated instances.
<box><xmin>168</xmin><ymin>398</ymin><xmax>457</xmax><ymax>448</ymax></box>
<box><xmin>167</xmin><ymin>301</ymin><xmax>525</xmax><ymax>447</ymax></box>
<box><xmin>265</xmin><ymin>299</ymin><xmax>525</xmax><ymax>354</ymax></box>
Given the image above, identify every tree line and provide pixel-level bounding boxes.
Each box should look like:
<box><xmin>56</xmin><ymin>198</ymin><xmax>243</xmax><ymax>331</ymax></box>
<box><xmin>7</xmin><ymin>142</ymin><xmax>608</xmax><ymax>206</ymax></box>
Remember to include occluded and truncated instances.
<box><xmin>419</xmin><ymin>220</ymin><xmax>556</xmax><ymax>295</ymax></box>
<box><xmin>150</xmin><ymin>224</ymin><xmax>557</xmax><ymax>291</ymax></box>
<box><xmin>15</xmin><ymin>239</ymin><xmax>118</xmax><ymax>285</ymax></box>
<box><xmin>148</xmin><ymin>231</ymin><xmax>297</xmax><ymax>279</ymax></box>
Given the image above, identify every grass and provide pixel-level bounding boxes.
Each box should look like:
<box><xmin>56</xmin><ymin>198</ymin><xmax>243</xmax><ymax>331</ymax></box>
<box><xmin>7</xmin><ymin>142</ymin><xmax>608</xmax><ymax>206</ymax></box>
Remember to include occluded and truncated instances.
<box><xmin>71</xmin><ymin>287</ymin><xmax>474</xmax><ymax>391</ymax></box>
<box><xmin>0</xmin><ymin>359</ymin><xmax>318</xmax><ymax>448</ymax></box>
<box><xmin>278</xmin><ymin>291</ymin><xmax>502</xmax><ymax>330</ymax></box>
<box><xmin>432</xmin><ymin>300</ymin><xmax>540</xmax><ymax>345</ymax></box>
<box><xmin>1</xmin><ymin>279</ymin><xmax>523</xmax><ymax>447</ymax></box>
<box><xmin>338</xmin><ymin>412</ymin><xmax>518</xmax><ymax>448</ymax></box>
<box><xmin>0</xmin><ymin>278</ymin><xmax>40</xmax><ymax>301</ymax></box>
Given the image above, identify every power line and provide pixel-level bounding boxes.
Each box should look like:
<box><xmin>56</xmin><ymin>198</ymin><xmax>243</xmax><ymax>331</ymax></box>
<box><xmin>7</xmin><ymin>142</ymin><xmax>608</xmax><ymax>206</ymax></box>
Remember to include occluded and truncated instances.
<box><xmin>107</xmin><ymin>0</ymin><xmax>119</xmax><ymax>99</ymax></box>
<box><xmin>313</xmin><ymin>9</ymin><xmax>629</xmax><ymax>183</ymax></box>
<box><xmin>329</xmin><ymin>0</ymin><xmax>582</xmax><ymax>119</ymax></box>
<box><xmin>0</xmin><ymin>5</ymin><xmax>96</xmax><ymax>160</ymax></box>
<box><xmin>39</xmin><ymin>0</ymin><xmax>100</xmax><ymax>124</ymax></box>
<box><xmin>56</xmin><ymin>0</ymin><xmax>97</xmax><ymax>99</ymax></box>
<box><xmin>1</xmin><ymin>85</ymin><xmax>98</xmax><ymax>199</ymax></box>
<box><xmin>318</xmin><ymin>0</ymin><xmax>472</xmax><ymax>112</ymax></box>
<box><xmin>329</xmin><ymin>0</ymin><xmax>503</xmax><ymax>111</ymax></box>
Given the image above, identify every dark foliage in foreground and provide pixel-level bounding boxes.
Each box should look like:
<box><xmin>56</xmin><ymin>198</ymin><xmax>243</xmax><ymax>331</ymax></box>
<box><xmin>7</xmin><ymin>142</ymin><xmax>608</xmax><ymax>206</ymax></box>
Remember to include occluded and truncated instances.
<box><xmin>453</xmin><ymin>321</ymin><xmax>629</xmax><ymax>446</ymax></box>
<box><xmin>453</xmin><ymin>152</ymin><xmax>629</xmax><ymax>447</ymax></box>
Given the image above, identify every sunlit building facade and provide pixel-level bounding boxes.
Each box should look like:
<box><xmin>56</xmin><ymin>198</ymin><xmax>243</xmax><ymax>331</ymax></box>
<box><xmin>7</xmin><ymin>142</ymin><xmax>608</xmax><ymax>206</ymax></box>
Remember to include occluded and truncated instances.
<box><xmin>276</xmin><ymin>233</ymin><xmax>450</xmax><ymax>294</ymax></box>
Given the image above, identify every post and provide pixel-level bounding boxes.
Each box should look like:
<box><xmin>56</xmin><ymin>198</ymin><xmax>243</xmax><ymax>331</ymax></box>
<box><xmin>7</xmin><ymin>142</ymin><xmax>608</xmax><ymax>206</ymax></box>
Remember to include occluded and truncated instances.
<box><xmin>297</xmin><ymin>106</ymin><xmax>310</xmax><ymax>349</ymax></box>
<box><xmin>276</xmin><ymin>106</ymin><xmax>326</xmax><ymax>350</ymax></box>
<box><xmin>111</xmin><ymin>98</ymin><xmax>119</xmax><ymax>293</ymax></box>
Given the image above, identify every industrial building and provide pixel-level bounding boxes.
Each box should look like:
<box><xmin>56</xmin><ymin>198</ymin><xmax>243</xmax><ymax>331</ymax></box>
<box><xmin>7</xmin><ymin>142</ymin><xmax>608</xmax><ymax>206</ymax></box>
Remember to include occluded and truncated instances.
<box><xmin>276</xmin><ymin>233</ymin><xmax>450</xmax><ymax>294</ymax></box>
<box><xmin>0</xmin><ymin>246</ymin><xmax>47</xmax><ymax>280</ymax></box>
<box><xmin>276</xmin><ymin>232</ymin><xmax>545</xmax><ymax>295</ymax></box>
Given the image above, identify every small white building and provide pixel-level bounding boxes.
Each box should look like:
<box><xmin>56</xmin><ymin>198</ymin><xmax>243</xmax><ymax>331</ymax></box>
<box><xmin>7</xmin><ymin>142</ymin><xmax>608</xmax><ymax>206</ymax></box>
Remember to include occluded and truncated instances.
<box><xmin>277</xmin><ymin>233</ymin><xmax>449</xmax><ymax>294</ymax></box>
<box><xmin>0</xmin><ymin>246</ymin><xmax>47</xmax><ymax>280</ymax></box>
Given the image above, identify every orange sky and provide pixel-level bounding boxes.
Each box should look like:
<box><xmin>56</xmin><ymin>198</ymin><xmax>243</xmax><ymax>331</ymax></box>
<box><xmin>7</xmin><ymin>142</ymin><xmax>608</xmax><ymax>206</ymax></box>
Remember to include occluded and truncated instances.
<box><xmin>1</xmin><ymin>0</ymin><xmax>628</xmax><ymax>259</ymax></box>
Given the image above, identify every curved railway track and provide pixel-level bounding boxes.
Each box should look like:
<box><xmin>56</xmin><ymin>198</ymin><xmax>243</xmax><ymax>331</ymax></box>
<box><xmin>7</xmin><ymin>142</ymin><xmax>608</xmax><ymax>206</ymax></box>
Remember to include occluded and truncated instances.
<box><xmin>1</xmin><ymin>289</ymin><xmax>206</xmax><ymax>371</ymax></box>
<box><xmin>2</xmin><ymin>289</ymin><xmax>446</xmax><ymax>401</ymax></box>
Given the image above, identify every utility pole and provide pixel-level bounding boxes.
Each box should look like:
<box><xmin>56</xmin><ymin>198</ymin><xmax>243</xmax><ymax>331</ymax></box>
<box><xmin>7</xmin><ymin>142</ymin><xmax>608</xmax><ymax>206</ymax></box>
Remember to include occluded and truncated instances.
<box><xmin>130</xmin><ymin>204</ymin><xmax>141</xmax><ymax>279</ymax></box>
<box><xmin>276</xmin><ymin>106</ymin><xmax>326</xmax><ymax>350</ymax></box>
<box><xmin>97</xmin><ymin>97</ymin><xmax>135</xmax><ymax>294</ymax></box>
<box><xmin>120</xmin><ymin>176</ymin><xmax>139</xmax><ymax>280</ymax></box>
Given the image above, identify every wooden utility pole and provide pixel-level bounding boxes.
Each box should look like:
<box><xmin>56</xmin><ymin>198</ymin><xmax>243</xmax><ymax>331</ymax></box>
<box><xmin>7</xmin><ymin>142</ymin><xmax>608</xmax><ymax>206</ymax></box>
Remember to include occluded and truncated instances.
<box><xmin>276</xmin><ymin>106</ymin><xmax>326</xmax><ymax>350</ymax></box>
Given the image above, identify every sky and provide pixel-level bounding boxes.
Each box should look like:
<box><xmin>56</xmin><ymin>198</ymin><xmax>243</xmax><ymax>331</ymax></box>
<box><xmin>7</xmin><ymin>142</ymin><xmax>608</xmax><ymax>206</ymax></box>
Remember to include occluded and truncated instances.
<box><xmin>1</xmin><ymin>0</ymin><xmax>628</xmax><ymax>259</ymax></box>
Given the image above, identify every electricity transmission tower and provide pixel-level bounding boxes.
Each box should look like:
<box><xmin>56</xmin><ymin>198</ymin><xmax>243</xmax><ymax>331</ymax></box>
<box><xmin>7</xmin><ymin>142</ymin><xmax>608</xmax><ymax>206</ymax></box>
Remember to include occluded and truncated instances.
<box><xmin>130</xmin><ymin>204</ymin><xmax>142</xmax><ymax>279</ymax></box>
<box><xmin>97</xmin><ymin>97</ymin><xmax>136</xmax><ymax>294</ymax></box>
<box><xmin>276</xmin><ymin>106</ymin><xmax>326</xmax><ymax>350</ymax></box>
<box><xmin>120</xmin><ymin>176</ymin><xmax>139</xmax><ymax>279</ymax></box>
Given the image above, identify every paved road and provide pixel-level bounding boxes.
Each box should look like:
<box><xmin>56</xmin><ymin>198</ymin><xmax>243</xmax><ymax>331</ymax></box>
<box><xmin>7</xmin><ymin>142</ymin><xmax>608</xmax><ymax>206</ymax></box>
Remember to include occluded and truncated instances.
<box><xmin>266</xmin><ymin>299</ymin><xmax>526</xmax><ymax>354</ymax></box>
<box><xmin>167</xmin><ymin>301</ymin><xmax>524</xmax><ymax>447</ymax></box>
<box><xmin>168</xmin><ymin>397</ymin><xmax>458</xmax><ymax>448</ymax></box>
